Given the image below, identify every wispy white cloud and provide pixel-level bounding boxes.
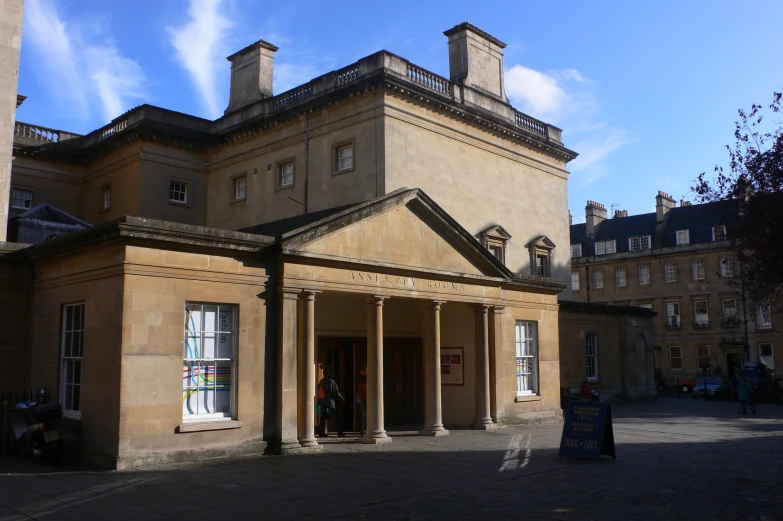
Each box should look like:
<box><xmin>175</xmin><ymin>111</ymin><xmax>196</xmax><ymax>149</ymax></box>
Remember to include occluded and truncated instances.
<box><xmin>505</xmin><ymin>63</ymin><xmax>632</xmax><ymax>187</ymax></box>
<box><xmin>167</xmin><ymin>0</ymin><xmax>233</xmax><ymax>119</ymax></box>
<box><xmin>25</xmin><ymin>0</ymin><xmax>147</xmax><ymax>125</ymax></box>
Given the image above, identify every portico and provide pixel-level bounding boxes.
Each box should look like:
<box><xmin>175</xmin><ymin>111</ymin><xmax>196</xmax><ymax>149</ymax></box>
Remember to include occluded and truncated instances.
<box><xmin>266</xmin><ymin>187</ymin><xmax>565</xmax><ymax>453</ymax></box>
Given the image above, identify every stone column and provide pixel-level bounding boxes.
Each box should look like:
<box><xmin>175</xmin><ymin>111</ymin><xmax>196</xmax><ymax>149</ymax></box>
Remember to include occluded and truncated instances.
<box><xmin>297</xmin><ymin>290</ymin><xmax>321</xmax><ymax>449</ymax></box>
<box><xmin>472</xmin><ymin>304</ymin><xmax>497</xmax><ymax>430</ymax></box>
<box><xmin>420</xmin><ymin>300</ymin><xmax>448</xmax><ymax>436</ymax></box>
<box><xmin>360</xmin><ymin>295</ymin><xmax>392</xmax><ymax>444</ymax></box>
<box><xmin>277</xmin><ymin>287</ymin><xmax>301</xmax><ymax>453</ymax></box>
<box><xmin>489</xmin><ymin>306</ymin><xmax>505</xmax><ymax>423</ymax></box>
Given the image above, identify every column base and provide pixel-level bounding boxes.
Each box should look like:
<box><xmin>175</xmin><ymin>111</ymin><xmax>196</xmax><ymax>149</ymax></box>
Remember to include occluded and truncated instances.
<box><xmin>418</xmin><ymin>428</ymin><xmax>450</xmax><ymax>437</ymax></box>
<box><xmin>277</xmin><ymin>441</ymin><xmax>324</xmax><ymax>454</ymax></box>
<box><xmin>471</xmin><ymin>421</ymin><xmax>499</xmax><ymax>431</ymax></box>
<box><xmin>298</xmin><ymin>437</ymin><xmax>319</xmax><ymax>448</ymax></box>
<box><xmin>358</xmin><ymin>435</ymin><xmax>393</xmax><ymax>445</ymax></box>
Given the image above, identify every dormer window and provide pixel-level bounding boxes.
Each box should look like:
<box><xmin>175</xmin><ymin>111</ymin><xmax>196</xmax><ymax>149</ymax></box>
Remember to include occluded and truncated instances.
<box><xmin>676</xmin><ymin>230</ymin><xmax>689</xmax><ymax>245</ymax></box>
<box><xmin>526</xmin><ymin>235</ymin><xmax>556</xmax><ymax>278</ymax></box>
<box><xmin>478</xmin><ymin>225</ymin><xmax>512</xmax><ymax>266</ymax></box>
<box><xmin>712</xmin><ymin>225</ymin><xmax>727</xmax><ymax>242</ymax></box>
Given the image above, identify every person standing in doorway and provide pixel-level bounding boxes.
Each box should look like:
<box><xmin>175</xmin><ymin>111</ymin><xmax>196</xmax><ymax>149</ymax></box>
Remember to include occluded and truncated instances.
<box><xmin>737</xmin><ymin>378</ymin><xmax>752</xmax><ymax>415</ymax></box>
<box><xmin>318</xmin><ymin>371</ymin><xmax>345</xmax><ymax>437</ymax></box>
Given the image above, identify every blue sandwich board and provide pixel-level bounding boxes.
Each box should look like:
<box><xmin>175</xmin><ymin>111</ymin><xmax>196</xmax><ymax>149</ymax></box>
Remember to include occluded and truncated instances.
<box><xmin>558</xmin><ymin>401</ymin><xmax>616</xmax><ymax>461</ymax></box>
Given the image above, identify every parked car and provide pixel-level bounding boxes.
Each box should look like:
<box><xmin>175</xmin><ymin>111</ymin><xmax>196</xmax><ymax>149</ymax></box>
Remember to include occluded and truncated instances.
<box><xmin>692</xmin><ymin>377</ymin><xmax>725</xmax><ymax>399</ymax></box>
<box><xmin>680</xmin><ymin>378</ymin><xmax>699</xmax><ymax>393</ymax></box>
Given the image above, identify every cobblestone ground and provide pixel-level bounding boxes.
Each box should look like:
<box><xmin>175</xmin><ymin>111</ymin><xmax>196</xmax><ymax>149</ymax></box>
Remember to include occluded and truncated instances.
<box><xmin>0</xmin><ymin>397</ymin><xmax>781</xmax><ymax>520</ymax></box>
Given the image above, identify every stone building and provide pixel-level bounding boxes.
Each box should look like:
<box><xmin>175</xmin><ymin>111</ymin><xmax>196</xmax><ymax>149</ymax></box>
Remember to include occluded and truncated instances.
<box><xmin>570</xmin><ymin>192</ymin><xmax>781</xmax><ymax>384</ymax></box>
<box><xmin>0</xmin><ymin>23</ymin><xmax>594</xmax><ymax>469</ymax></box>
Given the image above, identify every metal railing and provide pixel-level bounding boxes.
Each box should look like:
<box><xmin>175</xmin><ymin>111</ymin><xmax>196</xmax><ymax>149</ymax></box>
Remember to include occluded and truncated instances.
<box><xmin>693</xmin><ymin>320</ymin><xmax>710</xmax><ymax>329</ymax></box>
<box><xmin>665</xmin><ymin>317</ymin><xmax>681</xmax><ymax>329</ymax></box>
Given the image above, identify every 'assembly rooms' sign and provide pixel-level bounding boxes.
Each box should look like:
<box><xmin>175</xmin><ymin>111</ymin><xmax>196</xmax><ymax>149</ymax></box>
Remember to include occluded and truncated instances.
<box><xmin>350</xmin><ymin>271</ymin><xmax>466</xmax><ymax>291</ymax></box>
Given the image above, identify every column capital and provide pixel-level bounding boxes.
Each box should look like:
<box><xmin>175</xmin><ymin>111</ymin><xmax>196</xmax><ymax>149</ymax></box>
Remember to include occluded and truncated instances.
<box><xmin>298</xmin><ymin>289</ymin><xmax>323</xmax><ymax>300</ymax></box>
<box><xmin>422</xmin><ymin>299</ymin><xmax>447</xmax><ymax>310</ymax></box>
<box><xmin>492</xmin><ymin>305</ymin><xmax>506</xmax><ymax>313</ymax></box>
<box><xmin>366</xmin><ymin>294</ymin><xmax>390</xmax><ymax>305</ymax></box>
<box><xmin>470</xmin><ymin>303</ymin><xmax>492</xmax><ymax>313</ymax></box>
<box><xmin>278</xmin><ymin>286</ymin><xmax>302</xmax><ymax>300</ymax></box>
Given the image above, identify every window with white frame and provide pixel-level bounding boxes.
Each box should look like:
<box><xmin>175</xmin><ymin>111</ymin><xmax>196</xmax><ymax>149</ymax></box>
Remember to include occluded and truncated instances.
<box><xmin>233</xmin><ymin>176</ymin><xmax>247</xmax><ymax>201</ymax></box>
<box><xmin>571</xmin><ymin>244</ymin><xmax>582</xmax><ymax>258</ymax></box>
<box><xmin>61</xmin><ymin>303</ymin><xmax>85</xmax><ymax>418</ymax></box>
<box><xmin>669</xmin><ymin>345</ymin><xmax>682</xmax><ymax>370</ymax></box>
<box><xmin>712</xmin><ymin>225</ymin><xmax>727</xmax><ymax>241</ymax></box>
<box><xmin>676</xmin><ymin>230</ymin><xmax>690</xmax><ymax>245</ymax></box>
<box><xmin>595</xmin><ymin>240</ymin><xmax>616</xmax><ymax>256</ymax></box>
<box><xmin>694</xmin><ymin>300</ymin><xmax>709</xmax><ymax>327</ymax></box>
<box><xmin>335</xmin><ymin>143</ymin><xmax>354</xmax><ymax>172</ymax></box>
<box><xmin>102</xmin><ymin>187</ymin><xmax>111</xmax><ymax>210</ymax></box>
<box><xmin>593</xmin><ymin>269</ymin><xmax>604</xmax><ymax>289</ymax></box>
<box><xmin>692</xmin><ymin>259</ymin><xmax>705</xmax><ymax>280</ymax></box>
<box><xmin>697</xmin><ymin>345</ymin><xmax>710</xmax><ymax>369</ymax></box>
<box><xmin>11</xmin><ymin>188</ymin><xmax>32</xmax><ymax>210</ymax></box>
<box><xmin>757</xmin><ymin>305</ymin><xmax>772</xmax><ymax>329</ymax></box>
<box><xmin>586</xmin><ymin>333</ymin><xmax>598</xmax><ymax>381</ymax></box>
<box><xmin>169</xmin><ymin>181</ymin><xmax>188</xmax><ymax>203</ymax></box>
<box><xmin>629</xmin><ymin>235</ymin><xmax>651</xmax><ymax>251</ymax></box>
<box><xmin>183</xmin><ymin>303</ymin><xmax>237</xmax><ymax>420</ymax></box>
<box><xmin>515</xmin><ymin>321</ymin><xmax>538</xmax><ymax>396</ymax></box>
<box><xmin>665</xmin><ymin>302</ymin><xmax>681</xmax><ymax>328</ymax></box>
<box><xmin>722</xmin><ymin>298</ymin><xmax>738</xmax><ymax>326</ymax></box>
<box><xmin>720</xmin><ymin>256</ymin><xmax>734</xmax><ymax>278</ymax></box>
<box><xmin>664</xmin><ymin>261</ymin><xmax>677</xmax><ymax>283</ymax></box>
<box><xmin>571</xmin><ymin>271</ymin><xmax>580</xmax><ymax>291</ymax></box>
<box><xmin>759</xmin><ymin>343</ymin><xmax>774</xmax><ymax>369</ymax></box>
<box><xmin>278</xmin><ymin>162</ymin><xmax>294</xmax><ymax>188</ymax></box>
<box><xmin>615</xmin><ymin>266</ymin><xmax>627</xmax><ymax>287</ymax></box>
<box><xmin>639</xmin><ymin>264</ymin><xmax>651</xmax><ymax>285</ymax></box>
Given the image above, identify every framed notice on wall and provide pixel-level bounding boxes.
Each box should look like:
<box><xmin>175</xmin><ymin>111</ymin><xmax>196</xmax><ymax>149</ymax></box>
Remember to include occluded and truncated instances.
<box><xmin>440</xmin><ymin>347</ymin><xmax>464</xmax><ymax>385</ymax></box>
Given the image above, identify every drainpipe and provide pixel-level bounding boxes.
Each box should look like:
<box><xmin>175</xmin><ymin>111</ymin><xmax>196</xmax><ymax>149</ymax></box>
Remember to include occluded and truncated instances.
<box><xmin>585</xmin><ymin>262</ymin><xmax>591</xmax><ymax>304</ymax></box>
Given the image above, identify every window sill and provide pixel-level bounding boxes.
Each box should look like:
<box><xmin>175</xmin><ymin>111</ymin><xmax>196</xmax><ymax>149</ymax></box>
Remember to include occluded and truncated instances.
<box><xmin>168</xmin><ymin>200</ymin><xmax>191</xmax><ymax>208</ymax></box>
<box><xmin>230</xmin><ymin>197</ymin><xmax>247</xmax><ymax>205</ymax></box>
<box><xmin>177</xmin><ymin>420</ymin><xmax>243</xmax><ymax>433</ymax></box>
<box><xmin>275</xmin><ymin>184</ymin><xmax>294</xmax><ymax>192</ymax></box>
<box><xmin>515</xmin><ymin>394</ymin><xmax>542</xmax><ymax>403</ymax></box>
<box><xmin>332</xmin><ymin>166</ymin><xmax>356</xmax><ymax>177</ymax></box>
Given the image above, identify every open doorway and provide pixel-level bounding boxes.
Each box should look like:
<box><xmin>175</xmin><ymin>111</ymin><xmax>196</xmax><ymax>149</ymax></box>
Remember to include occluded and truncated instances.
<box><xmin>317</xmin><ymin>337</ymin><xmax>424</xmax><ymax>433</ymax></box>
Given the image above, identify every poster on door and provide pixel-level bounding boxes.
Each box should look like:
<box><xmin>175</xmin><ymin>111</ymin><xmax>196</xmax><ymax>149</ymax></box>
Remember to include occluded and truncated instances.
<box><xmin>440</xmin><ymin>347</ymin><xmax>464</xmax><ymax>385</ymax></box>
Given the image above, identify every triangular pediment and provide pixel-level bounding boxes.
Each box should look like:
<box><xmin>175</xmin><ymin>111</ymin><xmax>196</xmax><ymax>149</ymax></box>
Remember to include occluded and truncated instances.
<box><xmin>281</xmin><ymin>189</ymin><xmax>511</xmax><ymax>279</ymax></box>
<box><xmin>526</xmin><ymin>235</ymin><xmax>556</xmax><ymax>250</ymax></box>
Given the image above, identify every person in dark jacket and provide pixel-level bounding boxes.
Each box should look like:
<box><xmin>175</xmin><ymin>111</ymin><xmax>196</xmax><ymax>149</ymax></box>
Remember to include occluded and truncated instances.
<box><xmin>318</xmin><ymin>372</ymin><xmax>345</xmax><ymax>437</ymax></box>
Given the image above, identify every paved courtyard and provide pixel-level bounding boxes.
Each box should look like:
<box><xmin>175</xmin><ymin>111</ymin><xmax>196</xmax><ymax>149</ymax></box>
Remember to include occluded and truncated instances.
<box><xmin>0</xmin><ymin>397</ymin><xmax>782</xmax><ymax>520</ymax></box>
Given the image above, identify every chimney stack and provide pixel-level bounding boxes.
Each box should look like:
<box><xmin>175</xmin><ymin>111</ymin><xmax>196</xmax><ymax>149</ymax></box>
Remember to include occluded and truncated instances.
<box><xmin>225</xmin><ymin>39</ymin><xmax>279</xmax><ymax>114</ymax></box>
<box><xmin>655</xmin><ymin>191</ymin><xmax>676</xmax><ymax>223</ymax></box>
<box><xmin>585</xmin><ymin>200</ymin><xmax>607</xmax><ymax>237</ymax></box>
<box><xmin>614</xmin><ymin>209</ymin><xmax>628</xmax><ymax>218</ymax></box>
<box><xmin>680</xmin><ymin>200</ymin><xmax>691</xmax><ymax>207</ymax></box>
<box><xmin>444</xmin><ymin>22</ymin><xmax>508</xmax><ymax>102</ymax></box>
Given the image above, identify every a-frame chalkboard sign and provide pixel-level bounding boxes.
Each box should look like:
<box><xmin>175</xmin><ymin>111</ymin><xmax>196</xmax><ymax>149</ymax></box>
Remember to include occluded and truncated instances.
<box><xmin>558</xmin><ymin>401</ymin><xmax>616</xmax><ymax>461</ymax></box>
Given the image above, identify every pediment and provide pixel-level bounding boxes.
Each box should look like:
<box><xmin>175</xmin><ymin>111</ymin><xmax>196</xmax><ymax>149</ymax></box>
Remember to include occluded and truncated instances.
<box><xmin>478</xmin><ymin>224</ymin><xmax>512</xmax><ymax>241</ymax></box>
<box><xmin>525</xmin><ymin>235</ymin><xmax>556</xmax><ymax>250</ymax></box>
<box><xmin>282</xmin><ymin>189</ymin><xmax>510</xmax><ymax>279</ymax></box>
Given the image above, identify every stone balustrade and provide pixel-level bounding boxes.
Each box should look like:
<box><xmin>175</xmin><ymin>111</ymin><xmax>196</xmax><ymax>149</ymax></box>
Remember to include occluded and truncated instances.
<box><xmin>14</xmin><ymin>122</ymin><xmax>60</xmax><ymax>143</ymax></box>
<box><xmin>98</xmin><ymin>119</ymin><xmax>128</xmax><ymax>141</ymax></box>
<box><xmin>406</xmin><ymin>64</ymin><xmax>451</xmax><ymax>96</ymax></box>
<box><xmin>272</xmin><ymin>84</ymin><xmax>313</xmax><ymax>111</ymax></box>
<box><xmin>514</xmin><ymin>111</ymin><xmax>548</xmax><ymax>138</ymax></box>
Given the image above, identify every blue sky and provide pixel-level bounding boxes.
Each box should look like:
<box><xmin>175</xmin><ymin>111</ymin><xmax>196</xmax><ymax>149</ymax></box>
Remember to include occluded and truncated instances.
<box><xmin>17</xmin><ymin>0</ymin><xmax>783</xmax><ymax>220</ymax></box>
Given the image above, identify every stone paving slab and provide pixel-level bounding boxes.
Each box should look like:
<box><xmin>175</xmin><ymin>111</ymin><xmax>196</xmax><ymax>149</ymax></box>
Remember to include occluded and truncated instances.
<box><xmin>0</xmin><ymin>398</ymin><xmax>782</xmax><ymax>520</ymax></box>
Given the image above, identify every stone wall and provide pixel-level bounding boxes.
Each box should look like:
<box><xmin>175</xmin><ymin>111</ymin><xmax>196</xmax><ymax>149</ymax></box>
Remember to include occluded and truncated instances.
<box><xmin>0</xmin><ymin>0</ymin><xmax>24</xmax><ymax>241</ymax></box>
<box><xmin>558</xmin><ymin>301</ymin><xmax>657</xmax><ymax>402</ymax></box>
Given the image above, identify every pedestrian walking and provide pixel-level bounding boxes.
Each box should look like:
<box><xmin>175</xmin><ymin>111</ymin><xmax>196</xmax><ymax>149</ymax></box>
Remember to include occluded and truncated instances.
<box><xmin>737</xmin><ymin>378</ymin><xmax>752</xmax><ymax>415</ymax></box>
<box><xmin>318</xmin><ymin>371</ymin><xmax>346</xmax><ymax>437</ymax></box>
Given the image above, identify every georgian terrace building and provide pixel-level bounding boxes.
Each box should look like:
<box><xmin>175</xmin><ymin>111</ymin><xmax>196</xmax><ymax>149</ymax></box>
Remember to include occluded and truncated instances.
<box><xmin>570</xmin><ymin>192</ymin><xmax>781</xmax><ymax>383</ymax></box>
<box><xmin>0</xmin><ymin>23</ymin><xmax>588</xmax><ymax>468</ymax></box>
